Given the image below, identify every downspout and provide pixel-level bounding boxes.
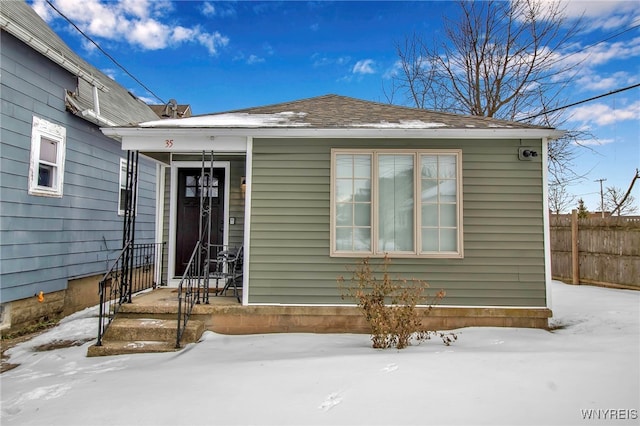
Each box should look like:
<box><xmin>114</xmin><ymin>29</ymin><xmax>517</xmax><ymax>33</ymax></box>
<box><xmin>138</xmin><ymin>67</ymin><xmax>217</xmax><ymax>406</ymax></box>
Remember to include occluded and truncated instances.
<box><xmin>93</xmin><ymin>84</ymin><xmax>101</xmax><ymax>116</ymax></box>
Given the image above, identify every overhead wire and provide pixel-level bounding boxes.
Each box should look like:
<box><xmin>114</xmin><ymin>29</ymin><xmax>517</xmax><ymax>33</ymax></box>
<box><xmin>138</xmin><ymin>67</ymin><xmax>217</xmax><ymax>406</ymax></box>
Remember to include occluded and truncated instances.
<box><xmin>521</xmin><ymin>18</ymin><xmax>640</xmax><ymax>121</ymax></box>
<box><xmin>45</xmin><ymin>0</ymin><xmax>165</xmax><ymax>104</ymax></box>
<box><xmin>518</xmin><ymin>83</ymin><xmax>640</xmax><ymax>121</ymax></box>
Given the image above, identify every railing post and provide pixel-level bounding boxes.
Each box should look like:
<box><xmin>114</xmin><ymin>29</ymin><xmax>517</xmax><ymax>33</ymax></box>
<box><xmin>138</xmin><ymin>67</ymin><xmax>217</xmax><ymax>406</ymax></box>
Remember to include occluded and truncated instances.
<box><xmin>97</xmin><ymin>280</ymin><xmax>105</xmax><ymax>346</ymax></box>
<box><xmin>160</xmin><ymin>242</ymin><xmax>166</xmax><ymax>286</ymax></box>
<box><xmin>176</xmin><ymin>285</ymin><xmax>183</xmax><ymax>349</ymax></box>
<box><xmin>571</xmin><ymin>209</ymin><xmax>580</xmax><ymax>285</ymax></box>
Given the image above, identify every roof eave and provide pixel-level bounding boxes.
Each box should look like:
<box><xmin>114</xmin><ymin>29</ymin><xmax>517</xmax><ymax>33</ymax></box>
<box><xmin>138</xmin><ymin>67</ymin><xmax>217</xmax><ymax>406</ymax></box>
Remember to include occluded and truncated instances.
<box><xmin>0</xmin><ymin>16</ymin><xmax>109</xmax><ymax>92</ymax></box>
<box><xmin>101</xmin><ymin>126</ymin><xmax>565</xmax><ymax>140</ymax></box>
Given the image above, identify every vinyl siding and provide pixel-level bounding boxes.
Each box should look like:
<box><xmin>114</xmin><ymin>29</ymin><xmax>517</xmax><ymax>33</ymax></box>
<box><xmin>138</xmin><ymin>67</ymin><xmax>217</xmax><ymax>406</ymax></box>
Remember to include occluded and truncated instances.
<box><xmin>248</xmin><ymin>138</ymin><xmax>546</xmax><ymax>307</ymax></box>
<box><xmin>227</xmin><ymin>156</ymin><xmax>246</xmax><ymax>248</ymax></box>
<box><xmin>0</xmin><ymin>32</ymin><xmax>156</xmax><ymax>303</ymax></box>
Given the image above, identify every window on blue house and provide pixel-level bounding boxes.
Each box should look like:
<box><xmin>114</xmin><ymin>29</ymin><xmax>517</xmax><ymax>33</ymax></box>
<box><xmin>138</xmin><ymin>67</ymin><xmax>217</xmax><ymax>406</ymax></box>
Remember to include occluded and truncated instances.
<box><xmin>118</xmin><ymin>158</ymin><xmax>138</xmax><ymax>215</ymax></box>
<box><xmin>331</xmin><ymin>149</ymin><xmax>463</xmax><ymax>258</ymax></box>
<box><xmin>28</xmin><ymin>116</ymin><xmax>66</xmax><ymax>197</ymax></box>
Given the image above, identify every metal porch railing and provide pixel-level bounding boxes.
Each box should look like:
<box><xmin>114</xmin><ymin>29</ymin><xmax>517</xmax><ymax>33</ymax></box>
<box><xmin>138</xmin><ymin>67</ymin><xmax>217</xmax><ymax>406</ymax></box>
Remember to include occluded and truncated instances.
<box><xmin>96</xmin><ymin>242</ymin><xmax>165</xmax><ymax>346</ymax></box>
<box><xmin>175</xmin><ymin>241</ymin><xmax>204</xmax><ymax>348</ymax></box>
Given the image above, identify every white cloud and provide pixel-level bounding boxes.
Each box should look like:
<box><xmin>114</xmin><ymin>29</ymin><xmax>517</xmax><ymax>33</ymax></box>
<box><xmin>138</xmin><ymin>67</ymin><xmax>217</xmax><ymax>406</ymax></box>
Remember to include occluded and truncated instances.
<box><xmin>119</xmin><ymin>0</ymin><xmax>152</xmax><ymax>19</ymax></box>
<box><xmin>558</xmin><ymin>0</ymin><xmax>640</xmax><ymax>31</ymax></box>
<box><xmin>101</xmin><ymin>68</ymin><xmax>118</xmax><ymax>80</ymax></box>
<box><xmin>129</xmin><ymin>19</ymin><xmax>167</xmax><ymax>50</ymax></box>
<box><xmin>575</xmin><ymin>71</ymin><xmax>635</xmax><ymax>91</ymax></box>
<box><xmin>382</xmin><ymin>60</ymin><xmax>404</xmax><ymax>79</ymax></box>
<box><xmin>33</xmin><ymin>0</ymin><xmax>229</xmax><ymax>55</ymax></box>
<box><xmin>201</xmin><ymin>2</ymin><xmax>236</xmax><ymax>18</ymax></box>
<box><xmin>352</xmin><ymin>59</ymin><xmax>376</xmax><ymax>74</ymax></box>
<box><xmin>311</xmin><ymin>54</ymin><xmax>351</xmax><ymax>67</ymax></box>
<box><xmin>569</xmin><ymin>101</ymin><xmax>640</xmax><ymax>126</ymax></box>
<box><xmin>256</xmin><ymin>43</ymin><xmax>274</xmax><ymax>57</ymax></box>
<box><xmin>572</xmin><ymin>137</ymin><xmax>615</xmax><ymax>147</ymax></box>
<box><xmin>202</xmin><ymin>2</ymin><xmax>216</xmax><ymax>17</ymax></box>
<box><xmin>30</xmin><ymin>0</ymin><xmax>56</xmax><ymax>22</ymax></box>
<box><xmin>555</xmin><ymin>37</ymin><xmax>640</xmax><ymax>70</ymax></box>
<box><xmin>197</xmin><ymin>32</ymin><xmax>230</xmax><ymax>55</ymax></box>
<box><xmin>247</xmin><ymin>54</ymin><xmax>265</xmax><ymax>64</ymax></box>
<box><xmin>171</xmin><ymin>26</ymin><xmax>197</xmax><ymax>43</ymax></box>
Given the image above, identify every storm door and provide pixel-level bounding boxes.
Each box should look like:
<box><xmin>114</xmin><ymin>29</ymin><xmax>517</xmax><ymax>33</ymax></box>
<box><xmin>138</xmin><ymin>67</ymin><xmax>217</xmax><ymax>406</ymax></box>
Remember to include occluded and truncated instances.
<box><xmin>174</xmin><ymin>168</ymin><xmax>225</xmax><ymax>276</ymax></box>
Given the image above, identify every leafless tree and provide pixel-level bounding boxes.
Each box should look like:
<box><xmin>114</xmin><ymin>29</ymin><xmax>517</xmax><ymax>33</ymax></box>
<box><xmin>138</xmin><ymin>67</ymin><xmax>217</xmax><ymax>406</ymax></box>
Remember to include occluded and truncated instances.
<box><xmin>387</xmin><ymin>0</ymin><xmax>584</xmax><ymax>183</ymax></box>
<box><xmin>548</xmin><ymin>182</ymin><xmax>575</xmax><ymax>214</ymax></box>
<box><xmin>605</xmin><ymin>186</ymin><xmax>638</xmax><ymax>216</ymax></box>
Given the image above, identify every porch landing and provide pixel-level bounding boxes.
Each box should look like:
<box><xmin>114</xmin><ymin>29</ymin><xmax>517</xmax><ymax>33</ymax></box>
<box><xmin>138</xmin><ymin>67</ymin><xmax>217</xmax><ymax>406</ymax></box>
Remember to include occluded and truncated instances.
<box><xmin>87</xmin><ymin>288</ymin><xmax>551</xmax><ymax>356</ymax></box>
<box><xmin>117</xmin><ymin>288</ymin><xmax>551</xmax><ymax>335</ymax></box>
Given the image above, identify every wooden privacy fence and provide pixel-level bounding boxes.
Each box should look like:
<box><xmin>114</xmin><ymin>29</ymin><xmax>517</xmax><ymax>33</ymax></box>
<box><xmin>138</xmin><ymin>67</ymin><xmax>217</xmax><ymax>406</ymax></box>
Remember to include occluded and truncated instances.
<box><xmin>550</xmin><ymin>213</ymin><xmax>640</xmax><ymax>289</ymax></box>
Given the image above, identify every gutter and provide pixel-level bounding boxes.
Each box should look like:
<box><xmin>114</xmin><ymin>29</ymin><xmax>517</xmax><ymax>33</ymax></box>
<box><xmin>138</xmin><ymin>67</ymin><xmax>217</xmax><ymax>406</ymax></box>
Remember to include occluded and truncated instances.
<box><xmin>0</xmin><ymin>15</ymin><xmax>109</xmax><ymax>92</ymax></box>
<box><xmin>101</xmin><ymin>126</ymin><xmax>567</xmax><ymax>141</ymax></box>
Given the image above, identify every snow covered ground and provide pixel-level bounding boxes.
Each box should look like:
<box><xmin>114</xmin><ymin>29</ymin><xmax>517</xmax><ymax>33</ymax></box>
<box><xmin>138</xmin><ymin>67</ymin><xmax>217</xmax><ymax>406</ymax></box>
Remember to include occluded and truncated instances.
<box><xmin>1</xmin><ymin>281</ymin><xmax>638</xmax><ymax>426</ymax></box>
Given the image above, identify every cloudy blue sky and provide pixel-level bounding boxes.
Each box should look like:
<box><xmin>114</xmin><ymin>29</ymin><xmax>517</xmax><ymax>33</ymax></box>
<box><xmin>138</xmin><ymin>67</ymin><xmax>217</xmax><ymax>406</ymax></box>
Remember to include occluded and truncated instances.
<box><xmin>30</xmin><ymin>0</ymin><xmax>640</xmax><ymax>212</ymax></box>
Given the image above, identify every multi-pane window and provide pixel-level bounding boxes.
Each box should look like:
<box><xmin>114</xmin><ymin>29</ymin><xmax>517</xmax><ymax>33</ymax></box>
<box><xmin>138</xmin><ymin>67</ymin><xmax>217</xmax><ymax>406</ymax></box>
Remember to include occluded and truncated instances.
<box><xmin>332</xmin><ymin>149</ymin><xmax>463</xmax><ymax>258</ymax></box>
<box><xmin>335</xmin><ymin>154</ymin><xmax>372</xmax><ymax>251</ymax></box>
<box><xmin>118</xmin><ymin>158</ymin><xmax>138</xmax><ymax>215</ymax></box>
<box><xmin>29</xmin><ymin>116</ymin><xmax>66</xmax><ymax>197</ymax></box>
<box><xmin>184</xmin><ymin>173</ymin><xmax>218</xmax><ymax>198</ymax></box>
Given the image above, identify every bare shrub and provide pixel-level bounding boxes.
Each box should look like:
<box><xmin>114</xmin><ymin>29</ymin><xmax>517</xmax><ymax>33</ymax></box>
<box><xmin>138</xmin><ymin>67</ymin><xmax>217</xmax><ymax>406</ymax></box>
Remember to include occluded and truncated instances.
<box><xmin>338</xmin><ymin>256</ymin><xmax>457</xmax><ymax>349</ymax></box>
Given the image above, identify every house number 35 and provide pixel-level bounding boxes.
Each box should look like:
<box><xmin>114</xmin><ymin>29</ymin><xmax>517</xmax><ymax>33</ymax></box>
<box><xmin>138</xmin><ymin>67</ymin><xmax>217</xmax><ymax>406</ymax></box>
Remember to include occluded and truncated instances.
<box><xmin>165</xmin><ymin>139</ymin><xmax>174</xmax><ymax>148</ymax></box>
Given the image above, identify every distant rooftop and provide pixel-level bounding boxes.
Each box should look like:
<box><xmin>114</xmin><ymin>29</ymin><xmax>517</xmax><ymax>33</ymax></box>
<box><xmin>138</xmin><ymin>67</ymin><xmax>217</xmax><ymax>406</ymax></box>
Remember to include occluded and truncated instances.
<box><xmin>149</xmin><ymin>103</ymin><xmax>192</xmax><ymax>119</ymax></box>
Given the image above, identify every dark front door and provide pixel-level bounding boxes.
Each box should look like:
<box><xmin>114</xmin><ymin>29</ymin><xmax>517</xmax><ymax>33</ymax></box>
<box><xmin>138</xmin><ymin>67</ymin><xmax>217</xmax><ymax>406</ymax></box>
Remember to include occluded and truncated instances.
<box><xmin>175</xmin><ymin>168</ymin><xmax>225</xmax><ymax>276</ymax></box>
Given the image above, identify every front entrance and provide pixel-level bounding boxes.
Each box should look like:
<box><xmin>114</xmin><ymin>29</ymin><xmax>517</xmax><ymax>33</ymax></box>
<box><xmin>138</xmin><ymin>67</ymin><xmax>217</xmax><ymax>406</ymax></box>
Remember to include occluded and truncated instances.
<box><xmin>174</xmin><ymin>168</ymin><xmax>225</xmax><ymax>276</ymax></box>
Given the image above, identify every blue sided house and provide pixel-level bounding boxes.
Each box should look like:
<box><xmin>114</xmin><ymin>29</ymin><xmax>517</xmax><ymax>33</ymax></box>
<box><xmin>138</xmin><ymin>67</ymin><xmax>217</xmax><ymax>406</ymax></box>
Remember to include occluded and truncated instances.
<box><xmin>0</xmin><ymin>1</ymin><xmax>162</xmax><ymax>332</ymax></box>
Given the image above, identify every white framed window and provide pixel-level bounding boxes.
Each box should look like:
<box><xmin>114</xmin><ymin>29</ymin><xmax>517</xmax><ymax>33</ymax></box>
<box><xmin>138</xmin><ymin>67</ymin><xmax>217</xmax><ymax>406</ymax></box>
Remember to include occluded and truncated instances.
<box><xmin>118</xmin><ymin>158</ymin><xmax>138</xmax><ymax>215</ymax></box>
<box><xmin>331</xmin><ymin>149</ymin><xmax>463</xmax><ymax>258</ymax></box>
<box><xmin>28</xmin><ymin>116</ymin><xmax>66</xmax><ymax>197</ymax></box>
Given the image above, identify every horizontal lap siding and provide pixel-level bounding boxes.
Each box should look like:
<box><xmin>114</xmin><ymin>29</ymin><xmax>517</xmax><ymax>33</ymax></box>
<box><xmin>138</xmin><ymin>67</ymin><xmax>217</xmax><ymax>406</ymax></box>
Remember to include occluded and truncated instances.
<box><xmin>248</xmin><ymin>138</ymin><xmax>546</xmax><ymax>307</ymax></box>
<box><xmin>0</xmin><ymin>33</ymin><xmax>155</xmax><ymax>302</ymax></box>
<box><xmin>228</xmin><ymin>157</ymin><xmax>246</xmax><ymax>248</ymax></box>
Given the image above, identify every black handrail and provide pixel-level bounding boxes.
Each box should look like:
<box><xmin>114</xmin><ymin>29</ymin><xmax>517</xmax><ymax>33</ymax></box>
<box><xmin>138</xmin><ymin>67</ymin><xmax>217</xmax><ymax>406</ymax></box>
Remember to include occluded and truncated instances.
<box><xmin>96</xmin><ymin>242</ymin><xmax>165</xmax><ymax>346</ymax></box>
<box><xmin>176</xmin><ymin>241</ymin><xmax>203</xmax><ymax>348</ymax></box>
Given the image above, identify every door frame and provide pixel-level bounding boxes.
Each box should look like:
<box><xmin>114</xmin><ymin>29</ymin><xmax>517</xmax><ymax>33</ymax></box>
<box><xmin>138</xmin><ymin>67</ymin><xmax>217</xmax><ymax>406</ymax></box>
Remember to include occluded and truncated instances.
<box><xmin>167</xmin><ymin>160</ymin><xmax>230</xmax><ymax>286</ymax></box>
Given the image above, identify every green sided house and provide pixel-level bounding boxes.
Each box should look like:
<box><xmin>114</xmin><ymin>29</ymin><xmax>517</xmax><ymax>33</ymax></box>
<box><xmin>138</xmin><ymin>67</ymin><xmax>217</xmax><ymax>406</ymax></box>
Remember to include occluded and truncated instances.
<box><xmin>101</xmin><ymin>94</ymin><xmax>564</xmax><ymax>332</ymax></box>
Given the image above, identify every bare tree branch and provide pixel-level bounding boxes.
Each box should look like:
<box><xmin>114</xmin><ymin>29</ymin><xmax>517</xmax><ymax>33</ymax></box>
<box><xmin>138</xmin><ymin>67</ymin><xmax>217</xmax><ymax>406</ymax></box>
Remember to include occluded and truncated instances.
<box><xmin>389</xmin><ymin>0</ymin><xmax>585</xmax><ymax>183</ymax></box>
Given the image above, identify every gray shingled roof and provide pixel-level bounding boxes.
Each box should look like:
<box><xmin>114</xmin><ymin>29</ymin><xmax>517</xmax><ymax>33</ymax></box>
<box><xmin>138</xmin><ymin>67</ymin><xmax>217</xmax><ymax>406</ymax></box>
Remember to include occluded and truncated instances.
<box><xmin>144</xmin><ymin>94</ymin><xmax>554</xmax><ymax>130</ymax></box>
<box><xmin>0</xmin><ymin>0</ymin><xmax>159</xmax><ymax>126</ymax></box>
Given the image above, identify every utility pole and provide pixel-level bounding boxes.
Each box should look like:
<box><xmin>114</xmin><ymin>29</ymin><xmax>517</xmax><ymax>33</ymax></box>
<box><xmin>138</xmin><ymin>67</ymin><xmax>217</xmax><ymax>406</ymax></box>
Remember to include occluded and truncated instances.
<box><xmin>595</xmin><ymin>178</ymin><xmax>607</xmax><ymax>218</ymax></box>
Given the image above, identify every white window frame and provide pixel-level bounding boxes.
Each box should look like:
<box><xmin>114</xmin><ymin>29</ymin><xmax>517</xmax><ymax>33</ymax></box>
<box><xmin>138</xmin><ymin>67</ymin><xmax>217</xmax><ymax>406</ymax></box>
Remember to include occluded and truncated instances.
<box><xmin>330</xmin><ymin>148</ymin><xmax>464</xmax><ymax>258</ymax></box>
<box><xmin>118</xmin><ymin>158</ymin><xmax>138</xmax><ymax>216</ymax></box>
<box><xmin>28</xmin><ymin>116</ymin><xmax>66</xmax><ymax>197</ymax></box>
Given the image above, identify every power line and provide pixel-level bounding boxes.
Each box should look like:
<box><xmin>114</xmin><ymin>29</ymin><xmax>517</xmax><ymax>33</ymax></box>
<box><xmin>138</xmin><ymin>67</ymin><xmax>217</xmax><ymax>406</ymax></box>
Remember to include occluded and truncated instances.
<box><xmin>45</xmin><ymin>0</ymin><xmax>165</xmax><ymax>104</ymax></box>
<box><xmin>546</xmin><ymin>20</ymin><xmax>640</xmax><ymax>69</ymax></box>
<box><xmin>518</xmin><ymin>83</ymin><xmax>640</xmax><ymax>121</ymax></box>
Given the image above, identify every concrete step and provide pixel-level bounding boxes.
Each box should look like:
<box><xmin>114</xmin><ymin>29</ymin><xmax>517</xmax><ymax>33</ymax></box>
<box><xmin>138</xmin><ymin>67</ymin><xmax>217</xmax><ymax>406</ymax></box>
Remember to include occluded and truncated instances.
<box><xmin>102</xmin><ymin>318</ymin><xmax>204</xmax><ymax>343</ymax></box>
<box><xmin>87</xmin><ymin>340</ymin><xmax>179</xmax><ymax>357</ymax></box>
<box><xmin>87</xmin><ymin>317</ymin><xmax>205</xmax><ymax>357</ymax></box>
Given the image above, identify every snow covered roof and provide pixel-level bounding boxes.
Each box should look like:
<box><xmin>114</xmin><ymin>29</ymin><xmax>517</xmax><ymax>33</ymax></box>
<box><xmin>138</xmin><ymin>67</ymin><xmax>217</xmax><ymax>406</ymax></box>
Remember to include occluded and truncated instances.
<box><xmin>137</xmin><ymin>94</ymin><xmax>555</xmax><ymax>131</ymax></box>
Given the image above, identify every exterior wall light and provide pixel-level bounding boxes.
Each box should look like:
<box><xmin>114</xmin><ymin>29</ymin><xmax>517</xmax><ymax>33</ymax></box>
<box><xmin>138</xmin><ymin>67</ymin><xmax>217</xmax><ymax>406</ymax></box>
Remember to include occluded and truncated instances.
<box><xmin>518</xmin><ymin>147</ymin><xmax>538</xmax><ymax>161</ymax></box>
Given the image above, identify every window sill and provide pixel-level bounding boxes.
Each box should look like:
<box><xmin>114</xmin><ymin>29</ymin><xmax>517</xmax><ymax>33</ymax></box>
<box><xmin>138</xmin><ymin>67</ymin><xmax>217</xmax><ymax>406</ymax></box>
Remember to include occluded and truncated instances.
<box><xmin>28</xmin><ymin>187</ymin><xmax>63</xmax><ymax>198</ymax></box>
<box><xmin>330</xmin><ymin>251</ymin><xmax>464</xmax><ymax>259</ymax></box>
